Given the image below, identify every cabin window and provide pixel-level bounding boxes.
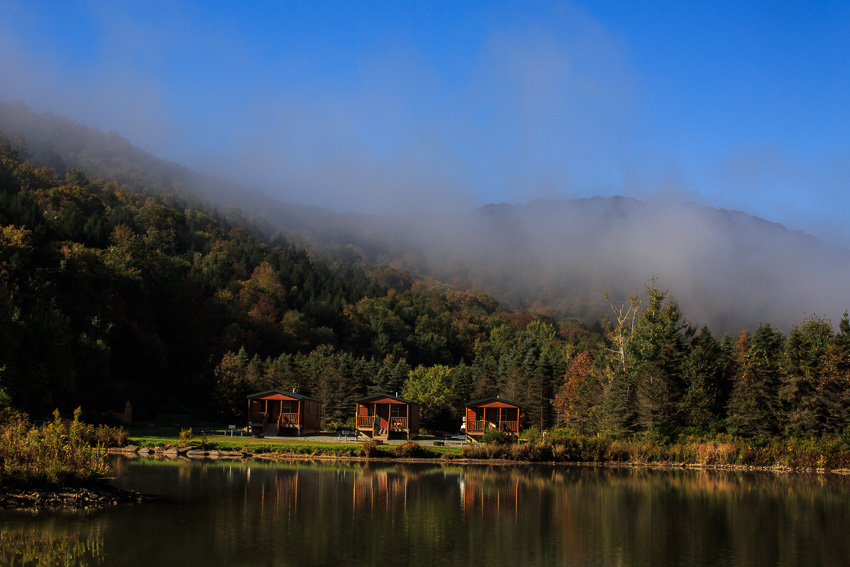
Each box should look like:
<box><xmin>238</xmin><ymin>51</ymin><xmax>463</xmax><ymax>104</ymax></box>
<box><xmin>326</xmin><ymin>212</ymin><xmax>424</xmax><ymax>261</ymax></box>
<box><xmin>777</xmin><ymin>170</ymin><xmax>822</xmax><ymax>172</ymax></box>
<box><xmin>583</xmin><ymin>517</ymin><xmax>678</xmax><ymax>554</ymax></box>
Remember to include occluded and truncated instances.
<box><xmin>367</xmin><ymin>404</ymin><xmax>374</xmax><ymax>416</ymax></box>
<box><xmin>390</xmin><ymin>404</ymin><xmax>401</xmax><ymax>417</ymax></box>
<box><xmin>475</xmin><ymin>408</ymin><xmax>484</xmax><ymax>421</ymax></box>
<box><xmin>280</xmin><ymin>401</ymin><xmax>293</xmax><ymax>414</ymax></box>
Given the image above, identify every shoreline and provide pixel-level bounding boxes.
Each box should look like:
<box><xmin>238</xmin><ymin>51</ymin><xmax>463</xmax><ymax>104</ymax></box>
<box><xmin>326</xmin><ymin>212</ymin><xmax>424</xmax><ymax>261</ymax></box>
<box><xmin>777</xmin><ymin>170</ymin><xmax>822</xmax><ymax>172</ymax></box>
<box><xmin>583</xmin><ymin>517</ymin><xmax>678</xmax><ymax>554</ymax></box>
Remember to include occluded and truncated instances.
<box><xmin>109</xmin><ymin>445</ymin><xmax>850</xmax><ymax>476</ymax></box>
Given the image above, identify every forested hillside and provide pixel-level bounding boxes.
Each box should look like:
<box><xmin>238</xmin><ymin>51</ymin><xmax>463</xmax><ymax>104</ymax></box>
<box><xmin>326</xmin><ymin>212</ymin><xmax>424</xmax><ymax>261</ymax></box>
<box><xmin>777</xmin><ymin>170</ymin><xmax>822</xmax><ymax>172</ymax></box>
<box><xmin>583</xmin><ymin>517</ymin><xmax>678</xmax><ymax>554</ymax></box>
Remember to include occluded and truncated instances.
<box><xmin>0</xmin><ymin>135</ymin><xmax>588</xmax><ymax>427</ymax></box>
<box><xmin>7</xmin><ymin>102</ymin><xmax>850</xmax><ymax>335</ymax></box>
<box><xmin>2</xmin><ymin>132</ymin><xmax>850</xmax><ymax>440</ymax></box>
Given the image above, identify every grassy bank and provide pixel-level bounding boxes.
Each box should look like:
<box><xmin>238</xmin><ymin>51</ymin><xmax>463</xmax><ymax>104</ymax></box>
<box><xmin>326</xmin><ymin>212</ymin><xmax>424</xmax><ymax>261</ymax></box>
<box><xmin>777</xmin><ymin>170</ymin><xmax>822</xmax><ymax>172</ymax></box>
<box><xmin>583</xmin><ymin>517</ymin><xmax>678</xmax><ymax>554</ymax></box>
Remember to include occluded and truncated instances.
<box><xmin>0</xmin><ymin>409</ymin><xmax>126</xmax><ymax>487</ymax></box>
<box><xmin>129</xmin><ymin>432</ymin><xmax>464</xmax><ymax>459</ymax></box>
<box><xmin>458</xmin><ymin>430</ymin><xmax>850</xmax><ymax>471</ymax></box>
<box><xmin>128</xmin><ymin>429</ymin><xmax>850</xmax><ymax>472</ymax></box>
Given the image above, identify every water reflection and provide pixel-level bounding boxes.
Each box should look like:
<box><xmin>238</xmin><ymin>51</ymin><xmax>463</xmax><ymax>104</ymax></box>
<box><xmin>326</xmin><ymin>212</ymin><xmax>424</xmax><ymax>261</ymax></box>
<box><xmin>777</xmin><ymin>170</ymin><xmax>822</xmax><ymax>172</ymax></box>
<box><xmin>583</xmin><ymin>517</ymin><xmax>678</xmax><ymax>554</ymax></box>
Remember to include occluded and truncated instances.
<box><xmin>0</xmin><ymin>520</ymin><xmax>106</xmax><ymax>566</ymax></box>
<box><xmin>2</xmin><ymin>459</ymin><xmax>849</xmax><ymax>567</ymax></box>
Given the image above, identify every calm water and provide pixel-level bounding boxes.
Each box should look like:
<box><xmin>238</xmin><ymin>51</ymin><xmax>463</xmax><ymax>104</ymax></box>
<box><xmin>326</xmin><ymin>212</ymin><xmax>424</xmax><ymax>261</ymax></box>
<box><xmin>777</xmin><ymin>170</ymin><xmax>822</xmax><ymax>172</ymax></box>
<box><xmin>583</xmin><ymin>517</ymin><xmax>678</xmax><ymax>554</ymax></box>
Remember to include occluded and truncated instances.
<box><xmin>2</xmin><ymin>457</ymin><xmax>849</xmax><ymax>567</ymax></box>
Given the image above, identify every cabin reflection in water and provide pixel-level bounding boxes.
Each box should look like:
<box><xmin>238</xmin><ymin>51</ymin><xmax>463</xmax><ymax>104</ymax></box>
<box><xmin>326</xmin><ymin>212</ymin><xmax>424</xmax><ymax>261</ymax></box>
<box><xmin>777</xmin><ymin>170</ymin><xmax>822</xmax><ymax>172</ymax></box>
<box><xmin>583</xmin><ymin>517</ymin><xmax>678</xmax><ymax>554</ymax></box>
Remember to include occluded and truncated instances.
<box><xmin>459</xmin><ymin>470</ymin><xmax>519</xmax><ymax>521</ymax></box>
<box><xmin>240</xmin><ymin>465</ymin><xmax>321</xmax><ymax>521</ymax></box>
<box><xmin>352</xmin><ymin>467</ymin><xmax>410</xmax><ymax>517</ymax></box>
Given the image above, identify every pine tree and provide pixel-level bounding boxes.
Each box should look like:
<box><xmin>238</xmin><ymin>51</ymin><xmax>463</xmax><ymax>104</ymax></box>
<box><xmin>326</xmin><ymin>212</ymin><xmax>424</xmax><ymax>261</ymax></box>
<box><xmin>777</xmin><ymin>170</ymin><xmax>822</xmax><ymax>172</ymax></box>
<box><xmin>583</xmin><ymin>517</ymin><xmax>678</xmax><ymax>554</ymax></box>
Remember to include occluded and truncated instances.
<box><xmin>627</xmin><ymin>282</ymin><xmax>690</xmax><ymax>434</ymax></box>
<box><xmin>681</xmin><ymin>326</ymin><xmax>726</xmax><ymax>430</ymax></box>
<box><xmin>780</xmin><ymin>315</ymin><xmax>833</xmax><ymax>436</ymax></box>
<box><xmin>727</xmin><ymin>323</ymin><xmax>785</xmax><ymax>436</ymax></box>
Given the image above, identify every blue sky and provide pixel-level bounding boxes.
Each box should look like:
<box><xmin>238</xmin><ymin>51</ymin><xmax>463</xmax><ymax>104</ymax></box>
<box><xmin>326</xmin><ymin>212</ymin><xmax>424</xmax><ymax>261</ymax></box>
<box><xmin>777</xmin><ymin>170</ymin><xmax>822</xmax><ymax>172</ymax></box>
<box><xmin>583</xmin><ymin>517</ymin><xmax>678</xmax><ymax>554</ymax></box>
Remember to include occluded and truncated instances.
<box><xmin>1</xmin><ymin>1</ymin><xmax>849</xmax><ymax>243</ymax></box>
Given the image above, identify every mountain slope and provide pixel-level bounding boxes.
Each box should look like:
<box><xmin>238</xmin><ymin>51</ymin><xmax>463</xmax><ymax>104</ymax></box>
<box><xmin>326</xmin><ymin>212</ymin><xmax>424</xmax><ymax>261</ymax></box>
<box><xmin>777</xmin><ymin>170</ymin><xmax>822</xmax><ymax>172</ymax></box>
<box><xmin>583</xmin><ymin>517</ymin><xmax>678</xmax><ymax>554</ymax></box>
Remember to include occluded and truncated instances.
<box><xmin>3</xmin><ymin>101</ymin><xmax>848</xmax><ymax>332</ymax></box>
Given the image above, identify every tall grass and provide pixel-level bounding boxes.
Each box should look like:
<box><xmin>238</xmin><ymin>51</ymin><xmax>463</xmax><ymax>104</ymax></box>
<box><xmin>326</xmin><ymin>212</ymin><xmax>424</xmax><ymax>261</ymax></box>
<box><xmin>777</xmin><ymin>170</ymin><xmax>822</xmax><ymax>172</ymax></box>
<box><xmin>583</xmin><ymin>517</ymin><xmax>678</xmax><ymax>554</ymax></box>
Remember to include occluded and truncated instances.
<box><xmin>459</xmin><ymin>428</ymin><xmax>850</xmax><ymax>470</ymax></box>
<box><xmin>0</xmin><ymin>408</ymin><xmax>119</xmax><ymax>486</ymax></box>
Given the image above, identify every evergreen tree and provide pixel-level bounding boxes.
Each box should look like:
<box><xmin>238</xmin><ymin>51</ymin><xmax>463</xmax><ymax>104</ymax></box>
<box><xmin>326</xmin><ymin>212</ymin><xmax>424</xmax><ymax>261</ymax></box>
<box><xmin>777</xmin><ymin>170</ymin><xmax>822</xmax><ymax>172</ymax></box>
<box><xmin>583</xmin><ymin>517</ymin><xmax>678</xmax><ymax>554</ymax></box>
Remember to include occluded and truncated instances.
<box><xmin>780</xmin><ymin>315</ymin><xmax>833</xmax><ymax>436</ymax></box>
<box><xmin>727</xmin><ymin>323</ymin><xmax>785</xmax><ymax>436</ymax></box>
<box><xmin>681</xmin><ymin>326</ymin><xmax>727</xmax><ymax>430</ymax></box>
<box><xmin>627</xmin><ymin>282</ymin><xmax>690</xmax><ymax>434</ymax></box>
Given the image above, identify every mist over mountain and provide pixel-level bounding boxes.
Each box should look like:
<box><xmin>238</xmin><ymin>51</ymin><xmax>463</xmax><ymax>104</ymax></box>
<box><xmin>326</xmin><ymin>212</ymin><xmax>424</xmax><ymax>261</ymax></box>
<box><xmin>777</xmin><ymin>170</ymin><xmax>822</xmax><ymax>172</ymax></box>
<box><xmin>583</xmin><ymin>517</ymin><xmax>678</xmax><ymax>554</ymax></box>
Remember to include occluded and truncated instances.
<box><xmin>384</xmin><ymin>198</ymin><xmax>850</xmax><ymax>332</ymax></box>
<box><xmin>2</xmin><ymin>101</ymin><xmax>847</xmax><ymax>333</ymax></box>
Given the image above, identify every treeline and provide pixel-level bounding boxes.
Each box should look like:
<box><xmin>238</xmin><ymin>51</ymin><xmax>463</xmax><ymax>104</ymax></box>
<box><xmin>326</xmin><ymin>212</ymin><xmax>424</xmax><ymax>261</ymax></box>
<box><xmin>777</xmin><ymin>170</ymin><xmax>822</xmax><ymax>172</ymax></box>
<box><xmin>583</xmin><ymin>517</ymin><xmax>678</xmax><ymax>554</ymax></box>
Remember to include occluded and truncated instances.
<box><xmin>552</xmin><ymin>285</ymin><xmax>850</xmax><ymax>439</ymax></box>
<box><xmin>3</xmin><ymin>134</ymin><xmax>850</xmax><ymax>440</ymax></box>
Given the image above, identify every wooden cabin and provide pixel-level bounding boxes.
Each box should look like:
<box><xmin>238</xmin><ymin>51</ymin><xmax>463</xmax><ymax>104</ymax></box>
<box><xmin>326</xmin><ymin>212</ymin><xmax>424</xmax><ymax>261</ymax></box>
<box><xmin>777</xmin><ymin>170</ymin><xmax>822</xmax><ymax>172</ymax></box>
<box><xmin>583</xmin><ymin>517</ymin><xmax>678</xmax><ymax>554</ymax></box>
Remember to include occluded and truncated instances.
<box><xmin>355</xmin><ymin>393</ymin><xmax>419</xmax><ymax>440</ymax></box>
<box><xmin>464</xmin><ymin>397</ymin><xmax>521</xmax><ymax>440</ymax></box>
<box><xmin>247</xmin><ymin>389</ymin><xmax>322</xmax><ymax>437</ymax></box>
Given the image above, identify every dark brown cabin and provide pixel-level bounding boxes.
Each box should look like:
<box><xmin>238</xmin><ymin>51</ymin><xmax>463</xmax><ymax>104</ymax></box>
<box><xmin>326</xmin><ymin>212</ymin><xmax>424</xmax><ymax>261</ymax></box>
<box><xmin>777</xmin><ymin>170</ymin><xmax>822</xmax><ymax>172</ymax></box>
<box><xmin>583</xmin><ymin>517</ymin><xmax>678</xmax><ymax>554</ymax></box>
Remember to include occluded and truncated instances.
<box><xmin>247</xmin><ymin>389</ymin><xmax>321</xmax><ymax>437</ymax></box>
<box><xmin>355</xmin><ymin>393</ymin><xmax>419</xmax><ymax>440</ymax></box>
<box><xmin>464</xmin><ymin>397</ymin><xmax>521</xmax><ymax>440</ymax></box>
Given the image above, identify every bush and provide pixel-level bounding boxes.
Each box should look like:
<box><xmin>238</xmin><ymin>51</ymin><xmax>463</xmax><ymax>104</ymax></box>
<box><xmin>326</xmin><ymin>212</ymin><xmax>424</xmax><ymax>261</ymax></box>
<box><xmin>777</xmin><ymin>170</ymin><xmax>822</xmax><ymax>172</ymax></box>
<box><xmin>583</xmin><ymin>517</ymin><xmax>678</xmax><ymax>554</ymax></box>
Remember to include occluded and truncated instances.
<box><xmin>510</xmin><ymin>442</ymin><xmax>552</xmax><ymax>462</ymax></box>
<box><xmin>362</xmin><ymin>441</ymin><xmax>379</xmax><ymax>458</ymax></box>
<box><xmin>395</xmin><ymin>441</ymin><xmax>425</xmax><ymax>458</ymax></box>
<box><xmin>460</xmin><ymin>443</ymin><xmax>509</xmax><ymax>460</ymax></box>
<box><xmin>0</xmin><ymin>408</ymin><xmax>110</xmax><ymax>486</ymax></box>
<box><xmin>179</xmin><ymin>428</ymin><xmax>194</xmax><ymax>443</ymax></box>
<box><xmin>481</xmin><ymin>429</ymin><xmax>513</xmax><ymax>446</ymax></box>
<box><xmin>545</xmin><ymin>427</ymin><xmax>575</xmax><ymax>446</ymax></box>
<box><xmin>522</xmin><ymin>427</ymin><xmax>543</xmax><ymax>444</ymax></box>
<box><xmin>93</xmin><ymin>424</ymin><xmax>128</xmax><ymax>447</ymax></box>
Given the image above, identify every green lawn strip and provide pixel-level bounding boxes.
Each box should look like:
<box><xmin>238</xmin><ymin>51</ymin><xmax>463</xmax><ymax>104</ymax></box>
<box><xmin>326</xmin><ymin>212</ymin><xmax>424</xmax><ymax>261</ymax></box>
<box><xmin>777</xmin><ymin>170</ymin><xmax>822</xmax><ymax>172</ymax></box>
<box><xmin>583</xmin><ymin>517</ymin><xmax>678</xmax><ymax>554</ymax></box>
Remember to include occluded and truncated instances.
<box><xmin>128</xmin><ymin>435</ymin><xmax>463</xmax><ymax>459</ymax></box>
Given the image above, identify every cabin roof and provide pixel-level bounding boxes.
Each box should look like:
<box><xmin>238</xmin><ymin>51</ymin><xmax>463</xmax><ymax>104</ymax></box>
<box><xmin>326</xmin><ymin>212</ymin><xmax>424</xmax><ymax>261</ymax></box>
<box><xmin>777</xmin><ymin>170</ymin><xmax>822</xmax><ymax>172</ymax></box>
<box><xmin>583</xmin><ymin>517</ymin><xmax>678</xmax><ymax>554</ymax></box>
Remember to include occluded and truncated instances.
<box><xmin>246</xmin><ymin>389</ymin><xmax>320</xmax><ymax>402</ymax></box>
<box><xmin>355</xmin><ymin>392</ymin><xmax>416</xmax><ymax>405</ymax></box>
<box><xmin>464</xmin><ymin>396</ymin><xmax>522</xmax><ymax>409</ymax></box>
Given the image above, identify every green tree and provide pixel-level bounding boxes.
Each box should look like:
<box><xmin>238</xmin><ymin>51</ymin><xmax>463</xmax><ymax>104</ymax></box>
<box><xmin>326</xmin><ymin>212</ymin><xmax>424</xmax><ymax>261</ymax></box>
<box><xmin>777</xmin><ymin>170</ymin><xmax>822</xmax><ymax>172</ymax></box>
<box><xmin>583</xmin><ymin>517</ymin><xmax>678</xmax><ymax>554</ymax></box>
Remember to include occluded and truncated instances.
<box><xmin>727</xmin><ymin>323</ymin><xmax>785</xmax><ymax>436</ymax></box>
<box><xmin>627</xmin><ymin>283</ymin><xmax>690</xmax><ymax>434</ymax></box>
<box><xmin>681</xmin><ymin>326</ymin><xmax>727</xmax><ymax>430</ymax></box>
<box><xmin>403</xmin><ymin>365</ymin><xmax>455</xmax><ymax>431</ymax></box>
<box><xmin>780</xmin><ymin>315</ymin><xmax>833</xmax><ymax>436</ymax></box>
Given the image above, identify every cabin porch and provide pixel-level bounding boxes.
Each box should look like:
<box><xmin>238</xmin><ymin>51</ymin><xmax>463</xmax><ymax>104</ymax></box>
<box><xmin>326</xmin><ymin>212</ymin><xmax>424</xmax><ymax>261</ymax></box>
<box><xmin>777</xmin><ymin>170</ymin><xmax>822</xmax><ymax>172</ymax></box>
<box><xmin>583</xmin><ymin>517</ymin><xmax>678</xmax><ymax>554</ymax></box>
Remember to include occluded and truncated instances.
<box><xmin>355</xmin><ymin>395</ymin><xmax>419</xmax><ymax>440</ymax></box>
<box><xmin>465</xmin><ymin>399</ymin><xmax>521</xmax><ymax>440</ymax></box>
<box><xmin>248</xmin><ymin>397</ymin><xmax>305</xmax><ymax>437</ymax></box>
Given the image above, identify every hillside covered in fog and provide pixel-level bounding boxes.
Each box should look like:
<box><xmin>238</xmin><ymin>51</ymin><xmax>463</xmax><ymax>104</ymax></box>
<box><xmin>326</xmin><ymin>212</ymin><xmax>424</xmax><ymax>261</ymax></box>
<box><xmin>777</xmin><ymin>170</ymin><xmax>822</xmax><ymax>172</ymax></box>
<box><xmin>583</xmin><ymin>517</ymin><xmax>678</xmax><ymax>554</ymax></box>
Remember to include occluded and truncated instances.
<box><xmin>3</xmin><ymin>101</ymin><xmax>849</xmax><ymax>333</ymax></box>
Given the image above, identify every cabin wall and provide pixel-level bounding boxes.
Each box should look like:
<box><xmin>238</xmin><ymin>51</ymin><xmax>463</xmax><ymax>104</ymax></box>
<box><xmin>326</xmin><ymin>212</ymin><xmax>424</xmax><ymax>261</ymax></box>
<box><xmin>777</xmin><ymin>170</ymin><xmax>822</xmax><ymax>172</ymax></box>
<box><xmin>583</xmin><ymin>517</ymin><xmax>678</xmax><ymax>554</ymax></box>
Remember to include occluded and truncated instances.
<box><xmin>303</xmin><ymin>400</ymin><xmax>321</xmax><ymax>432</ymax></box>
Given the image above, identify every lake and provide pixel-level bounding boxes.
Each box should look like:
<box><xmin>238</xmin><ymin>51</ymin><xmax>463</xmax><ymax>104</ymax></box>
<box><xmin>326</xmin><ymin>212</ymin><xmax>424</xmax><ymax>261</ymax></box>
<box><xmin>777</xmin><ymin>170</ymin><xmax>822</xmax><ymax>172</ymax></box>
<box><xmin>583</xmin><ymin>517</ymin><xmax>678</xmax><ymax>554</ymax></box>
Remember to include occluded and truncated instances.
<box><xmin>1</xmin><ymin>457</ymin><xmax>849</xmax><ymax>566</ymax></box>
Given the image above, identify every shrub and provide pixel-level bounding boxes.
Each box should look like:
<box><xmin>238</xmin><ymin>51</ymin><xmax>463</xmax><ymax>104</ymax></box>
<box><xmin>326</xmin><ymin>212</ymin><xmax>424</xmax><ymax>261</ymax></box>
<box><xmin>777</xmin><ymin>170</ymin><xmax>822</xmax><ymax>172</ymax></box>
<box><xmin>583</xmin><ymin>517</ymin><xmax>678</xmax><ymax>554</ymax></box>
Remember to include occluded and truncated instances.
<box><xmin>522</xmin><ymin>427</ymin><xmax>543</xmax><ymax>444</ymax></box>
<box><xmin>179</xmin><ymin>428</ymin><xmax>194</xmax><ymax>444</ymax></box>
<box><xmin>510</xmin><ymin>442</ymin><xmax>552</xmax><ymax>462</ymax></box>
<box><xmin>362</xmin><ymin>441</ymin><xmax>379</xmax><ymax>458</ymax></box>
<box><xmin>0</xmin><ymin>408</ymin><xmax>109</xmax><ymax>486</ymax></box>
<box><xmin>395</xmin><ymin>441</ymin><xmax>425</xmax><ymax>458</ymax></box>
<box><xmin>93</xmin><ymin>423</ymin><xmax>128</xmax><ymax>447</ymax></box>
<box><xmin>481</xmin><ymin>429</ymin><xmax>512</xmax><ymax>446</ymax></box>
<box><xmin>461</xmin><ymin>444</ymin><xmax>489</xmax><ymax>459</ymax></box>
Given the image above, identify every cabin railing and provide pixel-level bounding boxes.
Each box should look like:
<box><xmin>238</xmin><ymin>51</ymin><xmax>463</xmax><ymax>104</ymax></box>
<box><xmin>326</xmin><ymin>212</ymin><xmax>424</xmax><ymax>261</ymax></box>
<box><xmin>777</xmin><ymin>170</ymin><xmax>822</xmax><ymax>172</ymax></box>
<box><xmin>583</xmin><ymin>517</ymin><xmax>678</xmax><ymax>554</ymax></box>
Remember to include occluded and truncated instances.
<box><xmin>278</xmin><ymin>413</ymin><xmax>300</xmax><ymax>426</ymax></box>
<box><xmin>388</xmin><ymin>417</ymin><xmax>408</xmax><ymax>429</ymax></box>
<box><xmin>250</xmin><ymin>411</ymin><xmax>268</xmax><ymax>424</ymax></box>
<box><xmin>356</xmin><ymin>416</ymin><xmax>375</xmax><ymax>428</ymax></box>
<box><xmin>466</xmin><ymin>420</ymin><xmax>519</xmax><ymax>433</ymax></box>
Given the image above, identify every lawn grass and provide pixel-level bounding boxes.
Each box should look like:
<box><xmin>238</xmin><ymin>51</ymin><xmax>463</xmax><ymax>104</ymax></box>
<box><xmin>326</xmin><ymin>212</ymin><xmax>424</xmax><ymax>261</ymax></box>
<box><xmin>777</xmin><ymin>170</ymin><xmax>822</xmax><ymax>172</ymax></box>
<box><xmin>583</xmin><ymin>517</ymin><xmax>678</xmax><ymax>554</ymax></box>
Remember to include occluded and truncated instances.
<box><xmin>128</xmin><ymin>433</ymin><xmax>465</xmax><ymax>459</ymax></box>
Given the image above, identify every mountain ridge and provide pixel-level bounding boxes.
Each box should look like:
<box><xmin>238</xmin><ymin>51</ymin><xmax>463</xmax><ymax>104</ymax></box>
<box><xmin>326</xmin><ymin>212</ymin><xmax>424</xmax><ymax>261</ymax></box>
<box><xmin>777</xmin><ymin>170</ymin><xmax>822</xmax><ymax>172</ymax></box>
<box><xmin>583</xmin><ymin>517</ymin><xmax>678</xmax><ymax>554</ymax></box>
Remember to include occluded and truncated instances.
<box><xmin>2</xmin><ymin>101</ymin><xmax>847</xmax><ymax>332</ymax></box>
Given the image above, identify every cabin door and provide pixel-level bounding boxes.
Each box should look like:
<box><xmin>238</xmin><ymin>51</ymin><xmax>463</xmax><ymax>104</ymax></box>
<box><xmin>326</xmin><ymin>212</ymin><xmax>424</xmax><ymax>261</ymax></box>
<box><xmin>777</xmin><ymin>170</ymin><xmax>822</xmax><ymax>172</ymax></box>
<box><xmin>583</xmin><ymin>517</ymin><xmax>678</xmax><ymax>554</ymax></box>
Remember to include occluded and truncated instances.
<box><xmin>269</xmin><ymin>400</ymin><xmax>282</xmax><ymax>424</ymax></box>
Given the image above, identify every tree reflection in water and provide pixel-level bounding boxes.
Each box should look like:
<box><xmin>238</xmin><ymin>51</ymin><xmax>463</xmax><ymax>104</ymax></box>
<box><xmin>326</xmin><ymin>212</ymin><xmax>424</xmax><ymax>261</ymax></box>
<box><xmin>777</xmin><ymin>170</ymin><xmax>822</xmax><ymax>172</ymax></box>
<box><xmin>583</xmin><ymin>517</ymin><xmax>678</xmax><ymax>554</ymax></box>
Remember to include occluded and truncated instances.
<box><xmin>4</xmin><ymin>458</ymin><xmax>849</xmax><ymax>567</ymax></box>
<box><xmin>0</xmin><ymin>522</ymin><xmax>106</xmax><ymax>566</ymax></box>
